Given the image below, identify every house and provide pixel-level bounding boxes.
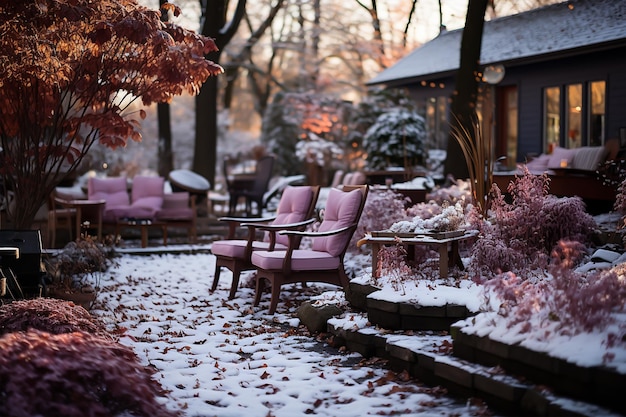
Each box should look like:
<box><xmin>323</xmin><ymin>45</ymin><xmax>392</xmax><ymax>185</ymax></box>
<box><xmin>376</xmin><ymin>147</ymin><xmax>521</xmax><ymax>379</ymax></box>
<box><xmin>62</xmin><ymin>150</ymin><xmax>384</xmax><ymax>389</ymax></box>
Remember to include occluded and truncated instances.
<box><xmin>367</xmin><ymin>0</ymin><xmax>626</xmax><ymax>169</ymax></box>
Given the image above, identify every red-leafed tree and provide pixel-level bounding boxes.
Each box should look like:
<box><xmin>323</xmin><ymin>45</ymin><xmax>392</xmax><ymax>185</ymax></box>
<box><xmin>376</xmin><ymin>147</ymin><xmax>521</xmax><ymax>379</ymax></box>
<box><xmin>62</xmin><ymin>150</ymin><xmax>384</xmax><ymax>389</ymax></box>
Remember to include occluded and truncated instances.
<box><xmin>0</xmin><ymin>0</ymin><xmax>223</xmax><ymax>229</ymax></box>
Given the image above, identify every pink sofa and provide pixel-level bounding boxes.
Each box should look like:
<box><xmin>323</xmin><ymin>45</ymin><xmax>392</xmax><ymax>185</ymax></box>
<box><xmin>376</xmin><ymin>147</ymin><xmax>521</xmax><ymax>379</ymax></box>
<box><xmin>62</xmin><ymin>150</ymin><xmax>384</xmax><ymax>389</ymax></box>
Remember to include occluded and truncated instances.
<box><xmin>87</xmin><ymin>176</ymin><xmax>197</xmax><ymax>242</ymax></box>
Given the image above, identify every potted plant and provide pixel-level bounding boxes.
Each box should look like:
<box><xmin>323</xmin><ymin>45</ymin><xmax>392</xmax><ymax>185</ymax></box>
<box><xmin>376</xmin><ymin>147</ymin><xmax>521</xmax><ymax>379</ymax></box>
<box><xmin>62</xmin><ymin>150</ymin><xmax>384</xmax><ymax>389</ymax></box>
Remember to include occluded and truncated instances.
<box><xmin>45</xmin><ymin>234</ymin><xmax>113</xmax><ymax>310</ymax></box>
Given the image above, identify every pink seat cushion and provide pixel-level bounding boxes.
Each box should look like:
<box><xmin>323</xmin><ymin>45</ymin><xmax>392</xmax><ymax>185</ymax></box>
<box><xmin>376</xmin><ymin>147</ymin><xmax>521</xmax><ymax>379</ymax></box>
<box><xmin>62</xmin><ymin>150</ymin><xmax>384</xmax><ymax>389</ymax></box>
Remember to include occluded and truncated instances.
<box><xmin>524</xmin><ymin>154</ymin><xmax>550</xmax><ymax>172</ymax></box>
<box><xmin>212</xmin><ymin>240</ymin><xmax>287</xmax><ymax>259</ymax></box>
<box><xmin>270</xmin><ymin>186</ymin><xmax>314</xmax><ymax>246</ymax></box>
<box><xmin>251</xmin><ymin>249</ymin><xmax>340</xmax><ymax>271</ymax></box>
<box><xmin>131</xmin><ymin>176</ymin><xmax>164</xmax><ymax>202</ymax></box>
<box><xmin>547</xmin><ymin>147</ymin><xmax>576</xmax><ymax>169</ymax></box>
<box><xmin>312</xmin><ymin>188</ymin><xmax>362</xmax><ymax>256</ymax></box>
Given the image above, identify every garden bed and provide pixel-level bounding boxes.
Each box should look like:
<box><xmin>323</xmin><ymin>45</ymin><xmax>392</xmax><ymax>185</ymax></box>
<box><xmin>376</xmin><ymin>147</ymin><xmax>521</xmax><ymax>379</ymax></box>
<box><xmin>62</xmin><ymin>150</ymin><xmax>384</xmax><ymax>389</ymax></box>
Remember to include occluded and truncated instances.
<box><xmin>327</xmin><ymin>313</ymin><xmax>615</xmax><ymax>417</ymax></box>
<box><xmin>451</xmin><ymin>314</ymin><xmax>626</xmax><ymax>415</ymax></box>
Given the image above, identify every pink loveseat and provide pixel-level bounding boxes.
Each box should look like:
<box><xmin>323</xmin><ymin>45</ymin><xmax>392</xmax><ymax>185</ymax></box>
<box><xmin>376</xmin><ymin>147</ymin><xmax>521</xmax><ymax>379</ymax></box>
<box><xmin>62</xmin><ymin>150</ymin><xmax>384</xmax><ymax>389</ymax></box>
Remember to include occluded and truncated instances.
<box><xmin>87</xmin><ymin>176</ymin><xmax>197</xmax><ymax>242</ymax></box>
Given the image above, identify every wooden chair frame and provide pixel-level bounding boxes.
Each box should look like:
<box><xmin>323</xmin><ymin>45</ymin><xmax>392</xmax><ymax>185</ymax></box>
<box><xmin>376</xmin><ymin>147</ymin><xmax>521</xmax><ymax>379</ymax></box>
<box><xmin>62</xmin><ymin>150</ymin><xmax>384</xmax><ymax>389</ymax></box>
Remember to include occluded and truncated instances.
<box><xmin>211</xmin><ymin>185</ymin><xmax>320</xmax><ymax>300</ymax></box>
<box><xmin>251</xmin><ymin>185</ymin><xmax>369</xmax><ymax>314</ymax></box>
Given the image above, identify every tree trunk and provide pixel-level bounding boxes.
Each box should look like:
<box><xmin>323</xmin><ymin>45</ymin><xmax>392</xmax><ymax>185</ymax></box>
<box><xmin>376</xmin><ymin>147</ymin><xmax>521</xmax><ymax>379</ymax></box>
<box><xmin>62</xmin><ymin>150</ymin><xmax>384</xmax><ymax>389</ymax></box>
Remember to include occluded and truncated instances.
<box><xmin>157</xmin><ymin>102</ymin><xmax>173</xmax><ymax>177</ymax></box>
<box><xmin>444</xmin><ymin>0</ymin><xmax>488</xmax><ymax>180</ymax></box>
<box><xmin>193</xmin><ymin>0</ymin><xmax>246</xmax><ymax>188</ymax></box>
<box><xmin>157</xmin><ymin>0</ymin><xmax>173</xmax><ymax>177</ymax></box>
<box><xmin>193</xmin><ymin>60</ymin><xmax>220</xmax><ymax>186</ymax></box>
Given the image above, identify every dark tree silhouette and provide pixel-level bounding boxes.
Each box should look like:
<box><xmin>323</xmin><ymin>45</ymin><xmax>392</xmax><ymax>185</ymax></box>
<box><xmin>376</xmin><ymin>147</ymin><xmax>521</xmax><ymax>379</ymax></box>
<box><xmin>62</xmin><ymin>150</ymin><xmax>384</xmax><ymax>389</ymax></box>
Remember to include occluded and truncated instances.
<box><xmin>444</xmin><ymin>0</ymin><xmax>489</xmax><ymax>180</ymax></box>
<box><xmin>157</xmin><ymin>0</ymin><xmax>174</xmax><ymax>177</ymax></box>
<box><xmin>193</xmin><ymin>0</ymin><xmax>247</xmax><ymax>187</ymax></box>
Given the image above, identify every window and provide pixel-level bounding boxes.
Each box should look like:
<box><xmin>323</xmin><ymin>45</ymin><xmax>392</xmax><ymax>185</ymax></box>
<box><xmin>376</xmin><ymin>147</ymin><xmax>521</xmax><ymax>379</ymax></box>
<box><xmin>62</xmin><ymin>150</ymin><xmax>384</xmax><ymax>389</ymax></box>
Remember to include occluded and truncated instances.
<box><xmin>544</xmin><ymin>87</ymin><xmax>560</xmax><ymax>152</ymax></box>
<box><xmin>566</xmin><ymin>84</ymin><xmax>582</xmax><ymax>148</ymax></box>
<box><xmin>589</xmin><ymin>81</ymin><xmax>606</xmax><ymax>146</ymax></box>
<box><xmin>543</xmin><ymin>81</ymin><xmax>606</xmax><ymax>152</ymax></box>
<box><xmin>425</xmin><ymin>96</ymin><xmax>448</xmax><ymax>149</ymax></box>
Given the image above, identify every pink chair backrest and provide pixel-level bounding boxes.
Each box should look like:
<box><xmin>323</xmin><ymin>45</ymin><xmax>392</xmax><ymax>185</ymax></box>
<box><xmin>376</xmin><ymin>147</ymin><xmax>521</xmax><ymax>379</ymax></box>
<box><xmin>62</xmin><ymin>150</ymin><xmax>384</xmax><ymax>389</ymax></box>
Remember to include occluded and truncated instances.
<box><xmin>349</xmin><ymin>172</ymin><xmax>366</xmax><ymax>185</ymax></box>
<box><xmin>88</xmin><ymin>177</ymin><xmax>129</xmax><ymax>209</ymax></box>
<box><xmin>312</xmin><ymin>188</ymin><xmax>363</xmax><ymax>256</ymax></box>
<box><xmin>271</xmin><ymin>186</ymin><xmax>314</xmax><ymax>246</ymax></box>
<box><xmin>131</xmin><ymin>176</ymin><xmax>164</xmax><ymax>203</ymax></box>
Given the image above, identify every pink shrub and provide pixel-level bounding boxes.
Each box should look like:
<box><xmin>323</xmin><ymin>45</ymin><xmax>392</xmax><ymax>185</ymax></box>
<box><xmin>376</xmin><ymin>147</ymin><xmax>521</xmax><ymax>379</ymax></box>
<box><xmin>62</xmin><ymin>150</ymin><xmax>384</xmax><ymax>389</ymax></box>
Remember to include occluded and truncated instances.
<box><xmin>350</xmin><ymin>189</ymin><xmax>410</xmax><ymax>252</ymax></box>
<box><xmin>471</xmin><ymin>168</ymin><xmax>596</xmax><ymax>276</ymax></box>
<box><xmin>0</xmin><ymin>330</ymin><xmax>181</xmax><ymax>417</ymax></box>
<box><xmin>484</xmin><ymin>241</ymin><xmax>626</xmax><ymax>346</ymax></box>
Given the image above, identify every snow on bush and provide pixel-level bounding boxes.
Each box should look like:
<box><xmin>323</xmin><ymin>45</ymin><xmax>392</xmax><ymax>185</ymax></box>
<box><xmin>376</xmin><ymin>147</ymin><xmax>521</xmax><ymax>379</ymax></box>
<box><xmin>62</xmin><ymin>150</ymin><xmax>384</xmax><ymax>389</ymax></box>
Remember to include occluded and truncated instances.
<box><xmin>362</xmin><ymin>108</ymin><xmax>426</xmax><ymax>170</ymax></box>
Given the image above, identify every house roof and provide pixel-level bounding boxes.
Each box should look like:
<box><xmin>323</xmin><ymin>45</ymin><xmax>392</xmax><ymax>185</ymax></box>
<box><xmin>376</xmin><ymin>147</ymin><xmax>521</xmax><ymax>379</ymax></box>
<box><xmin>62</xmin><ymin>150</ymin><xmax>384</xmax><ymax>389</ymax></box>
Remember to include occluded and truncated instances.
<box><xmin>368</xmin><ymin>0</ymin><xmax>626</xmax><ymax>86</ymax></box>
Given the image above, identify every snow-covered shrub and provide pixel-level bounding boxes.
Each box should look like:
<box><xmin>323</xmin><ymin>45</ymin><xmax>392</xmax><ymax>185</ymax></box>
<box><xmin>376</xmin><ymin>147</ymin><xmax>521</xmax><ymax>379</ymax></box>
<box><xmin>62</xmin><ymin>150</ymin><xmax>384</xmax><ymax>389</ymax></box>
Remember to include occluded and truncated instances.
<box><xmin>388</xmin><ymin>201</ymin><xmax>467</xmax><ymax>234</ymax></box>
<box><xmin>295</xmin><ymin>133</ymin><xmax>344</xmax><ymax>167</ymax></box>
<box><xmin>349</xmin><ymin>189</ymin><xmax>410</xmax><ymax>252</ymax></box>
<box><xmin>362</xmin><ymin>109</ymin><xmax>426</xmax><ymax>170</ymax></box>
<box><xmin>483</xmin><ymin>240</ymin><xmax>626</xmax><ymax>349</ymax></box>
<box><xmin>424</xmin><ymin>178</ymin><xmax>472</xmax><ymax>206</ymax></box>
<box><xmin>471</xmin><ymin>168</ymin><xmax>596</xmax><ymax>276</ymax></box>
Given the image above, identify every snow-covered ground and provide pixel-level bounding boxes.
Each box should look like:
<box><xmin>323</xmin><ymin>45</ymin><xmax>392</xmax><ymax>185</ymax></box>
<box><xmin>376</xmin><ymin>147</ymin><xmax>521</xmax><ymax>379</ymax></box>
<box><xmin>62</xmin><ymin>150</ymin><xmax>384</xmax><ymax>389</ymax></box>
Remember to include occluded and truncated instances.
<box><xmin>91</xmin><ymin>249</ymin><xmax>494</xmax><ymax>417</ymax></box>
<box><xmin>90</xmin><ymin>231</ymin><xmax>626</xmax><ymax>416</ymax></box>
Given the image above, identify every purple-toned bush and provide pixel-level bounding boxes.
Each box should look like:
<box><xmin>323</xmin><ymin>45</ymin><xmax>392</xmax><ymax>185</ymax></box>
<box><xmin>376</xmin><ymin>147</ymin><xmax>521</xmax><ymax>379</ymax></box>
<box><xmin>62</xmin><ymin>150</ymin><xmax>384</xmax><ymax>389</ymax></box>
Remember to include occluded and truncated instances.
<box><xmin>613</xmin><ymin>178</ymin><xmax>626</xmax><ymax>229</ymax></box>
<box><xmin>350</xmin><ymin>189</ymin><xmax>410</xmax><ymax>252</ymax></box>
<box><xmin>471</xmin><ymin>168</ymin><xmax>596</xmax><ymax>276</ymax></box>
<box><xmin>483</xmin><ymin>240</ymin><xmax>626</xmax><ymax>343</ymax></box>
<box><xmin>0</xmin><ymin>298</ymin><xmax>110</xmax><ymax>339</ymax></box>
<box><xmin>424</xmin><ymin>177</ymin><xmax>472</xmax><ymax>206</ymax></box>
<box><xmin>0</xmin><ymin>330</ymin><xmax>181</xmax><ymax>417</ymax></box>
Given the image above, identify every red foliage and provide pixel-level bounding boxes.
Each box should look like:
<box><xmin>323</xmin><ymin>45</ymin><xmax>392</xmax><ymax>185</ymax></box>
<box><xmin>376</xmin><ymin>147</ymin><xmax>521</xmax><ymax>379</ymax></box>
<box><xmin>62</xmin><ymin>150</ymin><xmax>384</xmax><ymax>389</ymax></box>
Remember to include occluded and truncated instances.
<box><xmin>0</xmin><ymin>0</ymin><xmax>222</xmax><ymax>227</ymax></box>
<box><xmin>0</xmin><ymin>298</ymin><xmax>110</xmax><ymax>340</ymax></box>
<box><xmin>0</xmin><ymin>330</ymin><xmax>181</xmax><ymax>417</ymax></box>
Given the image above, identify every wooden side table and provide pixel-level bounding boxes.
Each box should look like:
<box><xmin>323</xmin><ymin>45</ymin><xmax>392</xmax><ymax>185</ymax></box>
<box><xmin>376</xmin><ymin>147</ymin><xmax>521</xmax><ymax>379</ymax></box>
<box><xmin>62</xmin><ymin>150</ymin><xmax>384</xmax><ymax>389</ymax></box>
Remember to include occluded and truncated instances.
<box><xmin>62</xmin><ymin>199</ymin><xmax>106</xmax><ymax>241</ymax></box>
<box><xmin>115</xmin><ymin>219</ymin><xmax>167</xmax><ymax>248</ymax></box>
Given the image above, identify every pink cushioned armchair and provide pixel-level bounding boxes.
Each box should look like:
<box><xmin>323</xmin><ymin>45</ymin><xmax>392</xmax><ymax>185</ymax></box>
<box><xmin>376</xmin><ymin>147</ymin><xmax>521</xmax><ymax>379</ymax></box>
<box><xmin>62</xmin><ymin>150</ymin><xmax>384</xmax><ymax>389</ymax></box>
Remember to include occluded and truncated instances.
<box><xmin>211</xmin><ymin>185</ymin><xmax>320</xmax><ymax>299</ymax></box>
<box><xmin>250</xmin><ymin>185</ymin><xmax>368</xmax><ymax>314</ymax></box>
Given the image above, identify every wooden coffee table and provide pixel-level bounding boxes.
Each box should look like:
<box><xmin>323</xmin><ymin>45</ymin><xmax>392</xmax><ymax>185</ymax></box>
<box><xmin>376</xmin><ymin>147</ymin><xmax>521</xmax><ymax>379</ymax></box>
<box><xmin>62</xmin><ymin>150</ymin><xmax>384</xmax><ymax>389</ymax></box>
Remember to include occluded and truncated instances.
<box><xmin>115</xmin><ymin>218</ymin><xmax>167</xmax><ymax>248</ymax></box>
<box><xmin>357</xmin><ymin>230</ymin><xmax>478</xmax><ymax>278</ymax></box>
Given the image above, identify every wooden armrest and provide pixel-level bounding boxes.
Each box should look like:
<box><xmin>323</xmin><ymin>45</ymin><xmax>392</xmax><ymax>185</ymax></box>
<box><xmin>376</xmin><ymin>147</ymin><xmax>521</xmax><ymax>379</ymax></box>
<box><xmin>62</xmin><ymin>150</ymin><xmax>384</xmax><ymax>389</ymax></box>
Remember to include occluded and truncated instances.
<box><xmin>218</xmin><ymin>215</ymin><xmax>276</xmax><ymax>224</ymax></box>
<box><xmin>248</xmin><ymin>218</ymin><xmax>315</xmax><ymax>231</ymax></box>
<box><xmin>279</xmin><ymin>224</ymin><xmax>354</xmax><ymax>238</ymax></box>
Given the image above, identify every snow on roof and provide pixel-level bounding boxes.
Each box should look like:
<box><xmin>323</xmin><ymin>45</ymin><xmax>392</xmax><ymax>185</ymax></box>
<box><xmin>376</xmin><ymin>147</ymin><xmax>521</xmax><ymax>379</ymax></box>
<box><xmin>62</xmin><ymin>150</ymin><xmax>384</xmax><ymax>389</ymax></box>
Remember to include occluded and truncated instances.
<box><xmin>368</xmin><ymin>0</ymin><xmax>626</xmax><ymax>85</ymax></box>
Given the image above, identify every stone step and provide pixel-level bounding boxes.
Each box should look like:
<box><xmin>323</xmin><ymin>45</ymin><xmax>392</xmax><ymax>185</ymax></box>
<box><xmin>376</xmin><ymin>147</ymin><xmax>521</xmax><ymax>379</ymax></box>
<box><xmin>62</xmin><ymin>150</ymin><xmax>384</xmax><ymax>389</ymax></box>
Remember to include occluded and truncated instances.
<box><xmin>326</xmin><ymin>315</ymin><xmax>621</xmax><ymax>417</ymax></box>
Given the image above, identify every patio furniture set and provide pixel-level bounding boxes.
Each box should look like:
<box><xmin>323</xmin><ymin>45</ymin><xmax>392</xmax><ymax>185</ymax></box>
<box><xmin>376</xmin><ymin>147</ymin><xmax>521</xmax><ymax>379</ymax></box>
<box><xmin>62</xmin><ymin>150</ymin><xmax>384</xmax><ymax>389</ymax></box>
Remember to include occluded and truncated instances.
<box><xmin>49</xmin><ymin>175</ymin><xmax>197</xmax><ymax>248</ymax></box>
<box><xmin>211</xmin><ymin>184</ymin><xmax>370</xmax><ymax>314</ymax></box>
